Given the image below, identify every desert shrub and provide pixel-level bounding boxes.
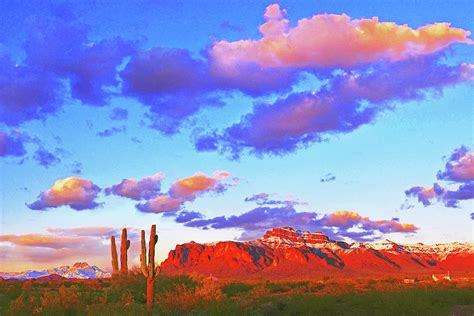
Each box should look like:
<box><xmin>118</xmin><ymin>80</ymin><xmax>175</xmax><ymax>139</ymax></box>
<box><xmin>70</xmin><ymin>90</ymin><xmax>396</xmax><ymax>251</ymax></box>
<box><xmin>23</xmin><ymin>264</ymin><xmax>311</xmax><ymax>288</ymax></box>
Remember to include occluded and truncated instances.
<box><xmin>120</xmin><ymin>290</ymin><xmax>135</xmax><ymax>307</ymax></box>
<box><xmin>265</xmin><ymin>281</ymin><xmax>287</xmax><ymax>293</ymax></box>
<box><xmin>195</xmin><ymin>278</ymin><xmax>224</xmax><ymax>302</ymax></box>
<box><xmin>250</xmin><ymin>283</ymin><xmax>272</xmax><ymax>297</ymax></box>
<box><xmin>88</xmin><ymin>303</ymin><xmax>148</xmax><ymax>316</ymax></box>
<box><xmin>155</xmin><ymin>274</ymin><xmax>198</xmax><ymax>294</ymax></box>
<box><xmin>8</xmin><ymin>294</ymin><xmax>33</xmax><ymax>315</ymax></box>
<box><xmin>159</xmin><ymin>284</ymin><xmax>200</xmax><ymax>312</ymax></box>
<box><xmin>222</xmin><ymin>282</ymin><xmax>254</xmax><ymax>297</ymax></box>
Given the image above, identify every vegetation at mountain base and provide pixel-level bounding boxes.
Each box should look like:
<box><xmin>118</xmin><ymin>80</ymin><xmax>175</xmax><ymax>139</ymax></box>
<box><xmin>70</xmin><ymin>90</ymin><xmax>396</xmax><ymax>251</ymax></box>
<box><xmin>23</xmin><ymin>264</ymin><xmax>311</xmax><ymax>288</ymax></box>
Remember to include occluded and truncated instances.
<box><xmin>1</xmin><ymin>272</ymin><xmax>473</xmax><ymax>316</ymax></box>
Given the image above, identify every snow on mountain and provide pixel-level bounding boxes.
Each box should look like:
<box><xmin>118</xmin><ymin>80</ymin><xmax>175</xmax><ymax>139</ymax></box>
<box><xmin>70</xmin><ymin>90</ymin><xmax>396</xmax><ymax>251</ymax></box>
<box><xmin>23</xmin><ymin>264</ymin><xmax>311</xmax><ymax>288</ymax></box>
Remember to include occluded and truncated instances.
<box><xmin>160</xmin><ymin>227</ymin><xmax>474</xmax><ymax>278</ymax></box>
<box><xmin>0</xmin><ymin>262</ymin><xmax>111</xmax><ymax>280</ymax></box>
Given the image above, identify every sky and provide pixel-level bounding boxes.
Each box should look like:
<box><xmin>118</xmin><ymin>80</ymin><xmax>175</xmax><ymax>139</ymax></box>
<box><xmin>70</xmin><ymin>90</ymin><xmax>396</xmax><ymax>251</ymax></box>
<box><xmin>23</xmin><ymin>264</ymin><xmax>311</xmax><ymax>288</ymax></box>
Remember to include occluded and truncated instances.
<box><xmin>0</xmin><ymin>0</ymin><xmax>473</xmax><ymax>272</ymax></box>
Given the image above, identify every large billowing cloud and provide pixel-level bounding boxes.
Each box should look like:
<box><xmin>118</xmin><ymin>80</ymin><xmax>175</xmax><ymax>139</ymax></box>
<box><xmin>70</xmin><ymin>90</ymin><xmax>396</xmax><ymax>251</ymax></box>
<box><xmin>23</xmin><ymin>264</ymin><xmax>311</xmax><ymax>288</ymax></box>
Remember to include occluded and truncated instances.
<box><xmin>120</xmin><ymin>48</ymin><xmax>224</xmax><ymax>134</ymax></box>
<box><xmin>28</xmin><ymin>177</ymin><xmax>101</xmax><ymax>211</ymax></box>
<box><xmin>196</xmin><ymin>57</ymin><xmax>473</xmax><ymax>157</ymax></box>
<box><xmin>437</xmin><ymin>146</ymin><xmax>474</xmax><ymax>183</ymax></box>
<box><xmin>179</xmin><ymin>206</ymin><xmax>417</xmax><ymax>242</ymax></box>
<box><xmin>24</xmin><ymin>16</ymin><xmax>135</xmax><ymax>105</ymax></box>
<box><xmin>0</xmin><ymin>13</ymin><xmax>134</xmax><ymax>127</ymax></box>
<box><xmin>405</xmin><ymin>146</ymin><xmax>474</xmax><ymax>210</ymax></box>
<box><xmin>0</xmin><ymin>130</ymin><xmax>26</xmax><ymax>157</ymax></box>
<box><xmin>0</xmin><ymin>53</ymin><xmax>63</xmax><ymax>126</ymax></box>
<box><xmin>209</xmin><ymin>3</ymin><xmax>472</xmax><ymax>73</ymax></box>
<box><xmin>136</xmin><ymin>171</ymin><xmax>233</xmax><ymax>213</ymax></box>
<box><xmin>105</xmin><ymin>172</ymin><xmax>165</xmax><ymax>200</ymax></box>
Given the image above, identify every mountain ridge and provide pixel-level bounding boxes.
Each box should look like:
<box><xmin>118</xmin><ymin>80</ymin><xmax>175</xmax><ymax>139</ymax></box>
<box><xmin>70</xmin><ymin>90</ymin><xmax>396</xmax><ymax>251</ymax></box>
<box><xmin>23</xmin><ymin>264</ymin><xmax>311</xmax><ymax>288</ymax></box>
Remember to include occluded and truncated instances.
<box><xmin>160</xmin><ymin>227</ymin><xmax>474</xmax><ymax>278</ymax></box>
<box><xmin>0</xmin><ymin>262</ymin><xmax>110</xmax><ymax>280</ymax></box>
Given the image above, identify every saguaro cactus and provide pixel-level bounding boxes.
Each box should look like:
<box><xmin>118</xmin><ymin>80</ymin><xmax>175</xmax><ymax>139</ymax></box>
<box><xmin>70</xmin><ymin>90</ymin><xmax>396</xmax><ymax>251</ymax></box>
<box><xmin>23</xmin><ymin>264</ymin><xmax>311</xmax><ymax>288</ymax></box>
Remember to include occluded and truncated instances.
<box><xmin>140</xmin><ymin>224</ymin><xmax>159</xmax><ymax>309</ymax></box>
<box><xmin>120</xmin><ymin>228</ymin><xmax>130</xmax><ymax>275</ymax></box>
<box><xmin>110</xmin><ymin>235</ymin><xmax>119</xmax><ymax>276</ymax></box>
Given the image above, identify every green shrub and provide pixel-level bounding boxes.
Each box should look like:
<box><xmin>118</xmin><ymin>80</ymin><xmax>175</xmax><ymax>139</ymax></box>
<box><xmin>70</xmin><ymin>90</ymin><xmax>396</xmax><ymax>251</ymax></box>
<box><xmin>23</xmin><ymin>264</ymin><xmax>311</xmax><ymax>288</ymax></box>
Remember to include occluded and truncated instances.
<box><xmin>222</xmin><ymin>283</ymin><xmax>254</xmax><ymax>297</ymax></box>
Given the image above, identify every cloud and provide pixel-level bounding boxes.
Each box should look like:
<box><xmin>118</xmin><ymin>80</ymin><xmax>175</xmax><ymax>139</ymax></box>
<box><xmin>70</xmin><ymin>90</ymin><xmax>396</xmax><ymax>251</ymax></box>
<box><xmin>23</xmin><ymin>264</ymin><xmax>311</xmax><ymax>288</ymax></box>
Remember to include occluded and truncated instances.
<box><xmin>71</xmin><ymin>161</ymin><xmax>83</xmax><ymax>174</ymax></box>
<box><xmin>0</xmin><ymin>130</ymin><xmax>26</xmax><ymax>157</ymax></box>
<box><xmin>437</xmin><ymin>146</ymin><xmax>474</xmax><ymax>182</ymax></box>
<box><xmin>33</xmin><ymin>147</ymin><xmax>61</xmax><ymax>168</ymax></box>
<box><xmin>180</xmin><ymin>206</ymin><xmax>417</xmax><ymax>242</ymax></box>
<box><xmin>110</xmin><ymin>107</ymin><xmax>128</xmax><ymax>121</ymax></box>
<box><xmin>105</xmin><ymin>172</ymin><xmax>165</xmax><ymax>200</ymax></box>
<box><xmin>24</xmin><ymin>16</ymin><xmax>135</xmax><ymax>105</ymax></box>
<box><xmin>121</xmin><ymin>48</ymin><xmax>224</xmax><ymax>134</ymax></box>
<box><xmin>136</xmin><ymin>171</ymin><xmax>233</xmax><ymax>213</ymax></box>
<box><xmin>46</xmin><ymin>226</ymin><xmax>121</xmax><ymax>238</ymax></box>
<box><xmin>0</xmin><ymin>225</ymin><xmax>140</xmax><ymax>270</ymax></box>
<box><xmin>220</xmin><ymin>21</ymin><xmax>245</xmax><ymax>33</ymax></box>
<box><xmin>0</xmin><ymin>233</ymin><xmax>92</xmax><ymax>249</ymax></box>
<box><xmin>209</xmin><ymin>4</ymin><xmax>472</xmax><ymax>73</ymax></box>
<box><xmin>173</xmin><ymin>210</ymin><xmax>204</xmax><ymax>223</ymax></box>
<box><xmin>0</xmin><ymin>13</ymin><xmax>134</xmax><ymax>127</ymax></box>
<box><xmin>196</xmin><ymin>57</ymin><xmax>473</xmax><ymax>157</ymax></box>
<box><xmin>0</xmin><ymin>53</ymin><xmax>62</xmax><ymax>126</ymax></box>
<box><xmin>136</xmin><ymin>195</ymin><xmax>184</xmax><ymax>213</ymax></box>
<box><xmin>244</xmin><ymin>192</ymin><xmax>306</xmax><ymax>207</ymax></box>
<box><xmin>405</xmin><ymin>145</ymin><xmax>474</xmax><ymax>209</ymax></box>
<box><xmin>405</xmin><ymin>182</ymin><xmax>474</xmax><ymax>208</ymax></box>
<box><xmin>28</xmin><ymin>177</ymin><xmax>101</xmax><ymax>211</ymax></box>
<box><xmin>320</xmin><ymin>173</ymin><xmax>336</xmax><ymax>183</ymax></box>
<box><xmin>96</xmin><ymin>125</ymin><xmax>126</xmax><ymax>137</ymax></box>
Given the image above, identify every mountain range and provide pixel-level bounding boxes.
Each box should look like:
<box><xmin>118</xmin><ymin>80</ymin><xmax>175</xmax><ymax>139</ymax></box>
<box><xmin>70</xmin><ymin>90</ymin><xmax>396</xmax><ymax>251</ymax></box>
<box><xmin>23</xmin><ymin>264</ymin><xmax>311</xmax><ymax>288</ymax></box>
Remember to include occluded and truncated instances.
<box><xmin>160</xmin><ymin>227</ymin><xmax>474</xmax><ymax>278</ymax></box>
<box><xmin>0</xmin><ymin>262</ymin><xmax>110</xmax><ymax>280</ymax></box>
<box><xmin>2</xmin><ymin>227</ymin><xmax>472</xmax><ymax>280</ymax></box>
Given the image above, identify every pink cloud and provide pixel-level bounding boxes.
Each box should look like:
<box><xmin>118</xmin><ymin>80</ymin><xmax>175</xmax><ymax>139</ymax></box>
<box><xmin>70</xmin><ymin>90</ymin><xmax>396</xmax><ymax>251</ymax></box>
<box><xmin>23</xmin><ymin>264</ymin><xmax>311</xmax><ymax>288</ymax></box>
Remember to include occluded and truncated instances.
<box><xmin>197</xmin><ymin>58</ymin><xmax>472</xmax><ymax>157</ymax></box>
<box><xmin>0</xmin><ymin>226</ymin><xmax>141</xmax><ymax>271</ymax></box>
<box><xmin>0</xmin><ymin>233</ymin><xmax>93</xmax><ymax>249</ymax></box>
<box><xmin>181</xmin><ymin>206</ymin><xmax>417</xmax><ymax>242</ymax></box>
<box><xmin>28</xmin><ymin>176</ymin><xmax>101</xmax><ymax>210</ymax></box>
<box><xmin>136</xmin><ymin>171</ymin><xmax>234</xmax><ymax>213</ymax></box>
<box><xmin>105</xmin><ymin>172</ymin><xmax>165</xmax><ymax>200</ymax></box>
<box><xmin>209</xmin><ymin>3</ymin><xmax>472</xmax><ymax>75</ymax></box>
<box><xmin>321</xmin><ymin>211</ymin><xmax>418</xmax><ymax>233</ymax></box>
<box><xmin>46</xmin><ymin>226</ymin><xmax>121</xmax><ymax>238</ymax></box>
<box><xmin>437</xmin><ymin>146</ymin><xmax>474</xmax><ymax>182</ymax></box>
<box><xmin>136</xmin><ymin>195</ymin><xmax>184</xmax><ymax>213</ymax></box>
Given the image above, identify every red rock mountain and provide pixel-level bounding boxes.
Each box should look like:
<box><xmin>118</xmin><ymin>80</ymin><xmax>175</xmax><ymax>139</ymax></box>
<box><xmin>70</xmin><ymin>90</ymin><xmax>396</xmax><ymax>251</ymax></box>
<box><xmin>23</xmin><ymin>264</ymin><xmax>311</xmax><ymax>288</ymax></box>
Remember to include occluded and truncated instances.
<box><xmin>160</xmin><ymin>227</ymin><xmax>474</xmax><ymax>278</ymax></box>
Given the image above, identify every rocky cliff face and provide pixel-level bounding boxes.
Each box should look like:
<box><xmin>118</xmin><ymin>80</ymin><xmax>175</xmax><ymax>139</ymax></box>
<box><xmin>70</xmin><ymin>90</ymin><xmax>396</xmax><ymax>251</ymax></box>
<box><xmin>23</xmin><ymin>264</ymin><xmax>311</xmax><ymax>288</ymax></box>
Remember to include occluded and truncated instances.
<box><xmin>160</xmin><ymin>227</ymin><xmax>474</xmax><ymax>278</ymax></box>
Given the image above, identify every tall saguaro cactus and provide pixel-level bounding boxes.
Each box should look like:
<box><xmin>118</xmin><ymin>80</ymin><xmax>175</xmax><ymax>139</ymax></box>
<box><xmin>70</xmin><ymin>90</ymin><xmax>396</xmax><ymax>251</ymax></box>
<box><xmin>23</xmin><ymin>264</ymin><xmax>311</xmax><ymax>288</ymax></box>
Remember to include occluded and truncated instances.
<box><xmin>140</xmin><ymin>224</ymin><xmax>159</xmax><ymax>309</ymax></box>
<box><xmin>120</xmin><ymin>228</ymin><xmax>130</xmax><ymax>275</ymax></box>
<box><xmin>110</xmin><ymin>235</ymin><xmax>119</xmax><ymax>276</ymax></box>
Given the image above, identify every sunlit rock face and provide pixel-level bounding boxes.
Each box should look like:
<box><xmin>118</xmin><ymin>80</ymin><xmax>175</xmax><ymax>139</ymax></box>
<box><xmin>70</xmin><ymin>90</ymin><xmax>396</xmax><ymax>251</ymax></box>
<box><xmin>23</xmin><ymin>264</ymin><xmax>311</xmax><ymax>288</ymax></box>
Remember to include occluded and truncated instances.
<box><xmin>160</xmin><ymin>227</ymin><xmax>474</xmax><ymax>278</ymax></box>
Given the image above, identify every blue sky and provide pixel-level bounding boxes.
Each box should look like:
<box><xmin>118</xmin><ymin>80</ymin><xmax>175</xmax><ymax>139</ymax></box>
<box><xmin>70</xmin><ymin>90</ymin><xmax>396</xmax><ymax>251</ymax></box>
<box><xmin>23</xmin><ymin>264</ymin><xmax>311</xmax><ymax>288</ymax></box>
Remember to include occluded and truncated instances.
<box><xmin>0</xmin><ymin>0</ymin><xmax>473</xmax><ymax>271</ymax></box>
